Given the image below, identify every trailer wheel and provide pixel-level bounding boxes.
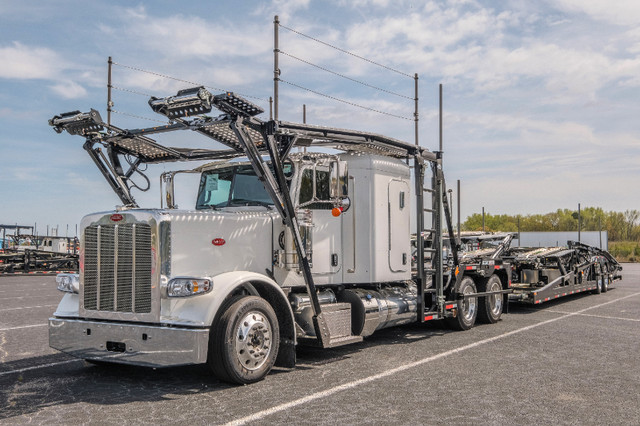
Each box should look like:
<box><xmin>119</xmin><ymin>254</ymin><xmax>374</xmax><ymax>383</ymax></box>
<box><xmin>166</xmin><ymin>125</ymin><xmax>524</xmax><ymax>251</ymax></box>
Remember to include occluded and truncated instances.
<box><xmin>208</xmin><ymin>296</ymin><xmax>280</xmax><ymax>385</ymax></box>
<box><xmin>592</xmin><ymin>276</ymin><xmax>603</xmax><ymax>294</ymax></box>
<box><xmin>478</xmin><ymin>275</ymin><xmax>503</xmax><ymax>324</ymax></box>
<box><xmin>446</xmin><ymin>277</ymin><xmax>478</xmax><ymax>331</ymax></box>
<box><xmin>602</xmin><ymin>275</ymin><xmax>609</xmax><ymax>293</ymax></box>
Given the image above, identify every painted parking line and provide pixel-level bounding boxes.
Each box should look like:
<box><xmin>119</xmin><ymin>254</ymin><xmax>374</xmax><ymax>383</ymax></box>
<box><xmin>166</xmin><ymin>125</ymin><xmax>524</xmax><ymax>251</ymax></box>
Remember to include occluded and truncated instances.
<box><xmin>0</xmin><ymin>295</ymin><xmax>59</xmax><ymax>301</ymax></box>
<box><xmin>0</xmin><ymin>304</ymin><xmax>57</xmax><ymax>312</ymax></box>
<box><xmin>0</xmin><ymin>324</ymin><xmax>47</xmax><ymax>332</ymax></box>
<box><xmin>0</xmin><ymin>359</ymin><xmax>81</xmax><ymax>377</ymax></box>
<box><xmin>544</xmin><ymin>310</ymin><xmax>640</xmax><ymax>322</ymax></box>
<box><xmin>225</xmin><ymin>291</ymin><xmax>640</xmax><ymax>426</ymax></box>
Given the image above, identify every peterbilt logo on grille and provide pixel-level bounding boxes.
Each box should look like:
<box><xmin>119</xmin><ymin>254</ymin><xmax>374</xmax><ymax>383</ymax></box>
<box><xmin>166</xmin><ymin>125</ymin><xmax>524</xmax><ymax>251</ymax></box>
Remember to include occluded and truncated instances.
<box><xmin>110</xmin><ymin>214</ymin><xmax>123</xmax><ymax>222</ymax></box>
<box><xmin>212</xmin><ymin>238</ymin><xmax>226</xmax><ymax>246</ymax></box>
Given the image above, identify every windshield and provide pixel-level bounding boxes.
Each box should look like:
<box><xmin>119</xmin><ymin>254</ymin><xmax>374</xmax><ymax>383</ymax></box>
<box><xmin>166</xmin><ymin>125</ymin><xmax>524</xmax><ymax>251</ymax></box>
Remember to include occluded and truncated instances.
<box><xmin>196</xmin><ymin>165</ymin><xmax>273</xmax><ymax>209</ymax></box>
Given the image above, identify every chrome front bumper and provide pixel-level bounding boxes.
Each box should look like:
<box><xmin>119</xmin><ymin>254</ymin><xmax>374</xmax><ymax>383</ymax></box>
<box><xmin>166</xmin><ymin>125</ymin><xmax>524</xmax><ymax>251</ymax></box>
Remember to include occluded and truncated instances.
<box><xmin>49</xmin><ymin>318</ymin><xmax>209</xmax><ymax>367</ymax></box>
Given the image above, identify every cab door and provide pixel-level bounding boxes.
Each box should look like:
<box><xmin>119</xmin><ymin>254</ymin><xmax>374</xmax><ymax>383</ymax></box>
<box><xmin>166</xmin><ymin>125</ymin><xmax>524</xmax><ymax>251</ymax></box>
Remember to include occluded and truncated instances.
<box><xmin>389</xmin><ymin>179</ymin><xmax>410</xmax><ymax>272</ymax></box>
<box><xmin>298</xmin><ymin>164</ymin><xmax>342</xmax><ymax>278</ymax></box>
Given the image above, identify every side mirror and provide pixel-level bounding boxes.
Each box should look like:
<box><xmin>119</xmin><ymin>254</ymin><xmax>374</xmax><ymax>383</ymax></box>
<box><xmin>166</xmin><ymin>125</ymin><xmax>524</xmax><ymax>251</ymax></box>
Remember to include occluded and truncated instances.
<box><xmin>329</xmin><ymin>160</ymin><xmax>348</xmax><ymax>199</ymax></box>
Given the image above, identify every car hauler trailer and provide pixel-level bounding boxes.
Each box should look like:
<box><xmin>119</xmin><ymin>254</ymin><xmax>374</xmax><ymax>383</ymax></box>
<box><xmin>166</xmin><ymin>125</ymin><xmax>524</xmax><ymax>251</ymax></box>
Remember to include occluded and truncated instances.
<box><xmin>48</xmin><ymin>87</ymin><xmax>510</xmax><ymax>383</ymax></box>
<box><xmin>506</xmin><ymin>241</ymin><xmax>622</xmax><ymax>305</ymax></box>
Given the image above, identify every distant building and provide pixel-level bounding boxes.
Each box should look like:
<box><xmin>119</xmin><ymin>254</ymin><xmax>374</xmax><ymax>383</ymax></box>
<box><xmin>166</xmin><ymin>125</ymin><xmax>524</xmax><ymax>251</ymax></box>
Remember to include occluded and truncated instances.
<box><xmin>514</xmin><ymin>231</ymin><xmax>607</xmax><ymax>250</ymax></box>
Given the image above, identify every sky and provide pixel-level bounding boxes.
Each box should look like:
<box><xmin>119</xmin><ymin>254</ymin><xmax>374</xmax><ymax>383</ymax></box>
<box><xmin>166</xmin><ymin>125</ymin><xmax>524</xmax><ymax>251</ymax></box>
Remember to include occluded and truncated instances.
<box><xmin>1</xmin><ymin>0</ymin><xmax>639</xmax><ymax>235</ymax></box>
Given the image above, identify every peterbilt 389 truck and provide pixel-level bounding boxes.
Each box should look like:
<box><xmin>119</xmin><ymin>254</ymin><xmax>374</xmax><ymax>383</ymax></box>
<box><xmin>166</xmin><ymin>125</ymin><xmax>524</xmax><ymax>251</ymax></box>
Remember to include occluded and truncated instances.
<box><xmin>48</xmin><ymin>87</ymin><xmax>511</xmax><ymax>384</ymax></box>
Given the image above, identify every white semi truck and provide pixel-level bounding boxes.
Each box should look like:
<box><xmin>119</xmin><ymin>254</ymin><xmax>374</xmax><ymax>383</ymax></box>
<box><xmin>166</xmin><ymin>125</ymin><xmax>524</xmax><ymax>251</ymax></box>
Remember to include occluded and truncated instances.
<box><xmin>48</xmin><ymin>88</ymin><xmax>511</xmax><ymax>384</ymax></box>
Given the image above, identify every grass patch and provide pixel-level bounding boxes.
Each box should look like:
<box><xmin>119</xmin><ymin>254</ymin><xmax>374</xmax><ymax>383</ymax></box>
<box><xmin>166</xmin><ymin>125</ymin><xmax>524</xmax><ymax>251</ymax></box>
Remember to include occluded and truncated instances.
<box><xmin>609</xmin><ymin>241</ymin><xmax>640</xmax><ymax>262</ymax></box>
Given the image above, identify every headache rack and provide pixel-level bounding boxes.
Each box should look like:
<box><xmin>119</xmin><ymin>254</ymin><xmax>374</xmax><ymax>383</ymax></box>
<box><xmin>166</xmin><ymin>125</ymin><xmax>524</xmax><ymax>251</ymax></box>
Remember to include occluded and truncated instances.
<box><xmin>49</xmin><ymin>86</ymin><xmax>459</xmax><ymax>348</ymax></box>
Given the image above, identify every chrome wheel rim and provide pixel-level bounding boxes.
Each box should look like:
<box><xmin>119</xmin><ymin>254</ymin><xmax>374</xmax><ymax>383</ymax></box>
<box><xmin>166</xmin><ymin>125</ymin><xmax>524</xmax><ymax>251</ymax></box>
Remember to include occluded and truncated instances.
<box><xmin>462</xmin><ymin>285</ymin><xmax>477</xmax><ymax>321</ymax></box>
<box><xmin>488</xmin><ymin>280</ymin><xmax>502</xmax><ymax>316</ymax></box>
<box><xmin>235</xmin><ymin>311</ymin><xmax>272</xmax><ymax>370</ymax></box>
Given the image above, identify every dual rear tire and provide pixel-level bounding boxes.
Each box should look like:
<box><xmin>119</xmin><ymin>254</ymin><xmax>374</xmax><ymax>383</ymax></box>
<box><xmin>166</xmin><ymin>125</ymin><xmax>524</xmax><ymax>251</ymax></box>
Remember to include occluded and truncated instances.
<box><xmin>478</xmin><ymin>275</ymin><xmax>504</xmax><ymax>324</ymax></box>
<box><xmin>447</xmin><ymin>275</ymin><xmax>504</xmax><ymax>331</ymax></box>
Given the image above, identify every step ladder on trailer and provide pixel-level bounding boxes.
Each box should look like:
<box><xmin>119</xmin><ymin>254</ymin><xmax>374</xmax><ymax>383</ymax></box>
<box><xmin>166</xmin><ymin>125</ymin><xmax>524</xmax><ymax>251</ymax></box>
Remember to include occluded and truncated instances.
<box><xmin>414</xmin><ymin>158</ymin><xmax>460</xmax><ymax>323</ymax></box>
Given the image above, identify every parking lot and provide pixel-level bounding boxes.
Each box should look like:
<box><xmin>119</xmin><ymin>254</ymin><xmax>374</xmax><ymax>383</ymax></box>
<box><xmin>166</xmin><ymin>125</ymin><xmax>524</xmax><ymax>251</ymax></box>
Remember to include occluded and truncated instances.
<box><xmin>1</xmin><ymin>265</ymin><xmax>639</xmax><ymax>425</ymax></box>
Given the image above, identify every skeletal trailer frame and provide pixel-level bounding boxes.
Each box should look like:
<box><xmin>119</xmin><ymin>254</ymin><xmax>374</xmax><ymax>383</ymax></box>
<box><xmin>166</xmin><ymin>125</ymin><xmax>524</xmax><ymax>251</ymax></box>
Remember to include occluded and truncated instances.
<box><xmin>50</xmin><ymin>87</ymin><xmax>466</xmax><ymax>346</ymax></box>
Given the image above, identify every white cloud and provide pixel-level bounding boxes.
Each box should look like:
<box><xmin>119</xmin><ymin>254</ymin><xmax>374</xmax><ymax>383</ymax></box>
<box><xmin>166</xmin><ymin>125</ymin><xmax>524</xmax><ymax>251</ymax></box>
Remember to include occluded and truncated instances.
<box><xmin>0</xmin><ymin>41</ymin><xmax>62</xmax><ymax>79</ymax></box>
<box><xmin>49</xmin><ymin>80</ymin><xmax>87</xmax><ymax>99</ymax></box>
<box><xmin>107</xmin><ymin>8</ymin><xmax>270</xmax><ymax>59</ymax></box>
<box><xmin>552</xmin><ymin>0</ymin><xmax>640</xmax><ymax>26</ymax></box>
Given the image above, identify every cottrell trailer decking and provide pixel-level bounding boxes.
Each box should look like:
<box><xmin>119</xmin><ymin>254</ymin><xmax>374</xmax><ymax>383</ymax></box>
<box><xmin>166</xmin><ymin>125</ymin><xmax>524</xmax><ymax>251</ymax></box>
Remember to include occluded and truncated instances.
<box><xmin>506</xmin><ymin>240</ymin><xmax>622</xmax><ymax>304</ymax></box>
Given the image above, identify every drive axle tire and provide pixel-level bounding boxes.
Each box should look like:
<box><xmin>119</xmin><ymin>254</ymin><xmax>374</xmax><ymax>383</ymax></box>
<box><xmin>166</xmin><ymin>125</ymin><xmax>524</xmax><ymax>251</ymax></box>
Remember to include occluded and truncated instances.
<box><xmin>208</xmin><ymin>296</ymin><xmax>280</xmax><ymax>385</ymax></box>
<box><xmin>478</xmin><ymin>275</ymin><xmax>503</xmax><ymax>324</ymax></box>
<box><xmin>446</xmin><ymin>277</ymin><xmax>478</xmax><ymax>331</ymax></box>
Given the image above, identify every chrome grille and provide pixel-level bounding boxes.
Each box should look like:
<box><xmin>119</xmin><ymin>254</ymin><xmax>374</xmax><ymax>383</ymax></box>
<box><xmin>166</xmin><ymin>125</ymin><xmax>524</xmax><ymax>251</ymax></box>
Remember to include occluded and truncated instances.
<box><xmin>84</xmin><ymin>223</ymin><xmax>152</xmax><ymax>314</ymax></box>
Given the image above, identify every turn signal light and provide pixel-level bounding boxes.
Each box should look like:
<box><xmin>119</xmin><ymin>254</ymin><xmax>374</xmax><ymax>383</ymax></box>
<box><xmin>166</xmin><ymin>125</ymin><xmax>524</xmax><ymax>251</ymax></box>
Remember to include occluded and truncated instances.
<box><xmin>167</xmin><ymin>277</ymin><xmax>213</xmax><ymax>297</ymax></box>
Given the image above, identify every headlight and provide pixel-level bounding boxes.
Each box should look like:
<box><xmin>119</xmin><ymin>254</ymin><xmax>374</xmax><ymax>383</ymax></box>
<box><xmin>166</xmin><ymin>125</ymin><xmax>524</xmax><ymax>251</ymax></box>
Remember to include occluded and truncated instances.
<box><xmin>56</xmin><ymin>273</ymin><xmax>80</xmax><ymax>293</ymax></box>
<box><xmin>167</xmin><ymin>277</ymin><xmax>212</xmax><ymax>297</ymax></box>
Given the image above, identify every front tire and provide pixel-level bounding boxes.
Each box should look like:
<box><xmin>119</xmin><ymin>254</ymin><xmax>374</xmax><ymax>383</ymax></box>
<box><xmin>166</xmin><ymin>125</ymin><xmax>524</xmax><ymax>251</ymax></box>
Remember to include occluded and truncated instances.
<box><xmin>446</xmin><ymin>277</ymin><xmax>478</xmax><ymax>331</ymax></box>
<box><xmin>478</xmin><ymin>275</ymin><xmax>503</xmax><ymax>324</ymax></box>
<box><xmin>208</xmin><ymin>296</ymin><xmax>280</xmax><ymax>385</ymax></box>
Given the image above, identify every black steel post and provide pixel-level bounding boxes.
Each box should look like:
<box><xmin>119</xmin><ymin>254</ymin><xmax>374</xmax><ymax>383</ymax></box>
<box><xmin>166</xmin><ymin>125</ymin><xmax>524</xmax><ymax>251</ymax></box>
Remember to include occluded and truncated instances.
<box><xmin>273</xmin><ymin>16</ymin><xmax>280</xmax><ymax>121</ymax></box>
<box><xmin>414</xmin><ymin>74</ymin><xmax>419</xmax><ymax>146</ymax></box>
<box><xmin>599</xmin><ymin>217</ymin><xmax>602</xmax><ymax>248</ymax></box>
<box><xmin>482</xmin><ymin>207</ymin><xmax>485</xmax><ymax>232</ymax></box>
<box><xmin>439</xmin><ymin>84</ymin><xmax>443</xmax><ymax>152</ymax></box>
<box><xmin>457</xmin><ymin>179</ymin><xmax>461</xmax><ymax>240</ymax></box>
<box><xmin>107</xmin><ymin>56</ymin><xmax>112</xmax><ymax>126</ymax></box>
<box><xmin>578</xmin><ymin>203</ymin><xmax>581</xmax><ymax>242</ymax></box>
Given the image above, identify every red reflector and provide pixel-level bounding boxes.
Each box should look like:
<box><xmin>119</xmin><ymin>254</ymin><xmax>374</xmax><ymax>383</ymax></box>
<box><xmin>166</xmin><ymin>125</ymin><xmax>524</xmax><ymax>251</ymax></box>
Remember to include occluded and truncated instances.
<box><xmin>424</xmin><ymin>315</ymin><xmax>434</xmax><ymax>321</ymax></box>
<box><xmin>110</xmin><ymin>214</ymin><xmax>123</xmax><ymax>222</ymax></box>
<box><xmin>445</xmin><ymin>304</ymin><xmax>455</xmax><ymax>310</ymax></box>
<box><xmin>465</xmin><ymin>265</ymin><xmax>473</xmax><ymax>270</ymax></box>
<box><xmin>212</xmin><ymin>238</ymin><xmax>226</xmax><ymax>246</ymax></box>
<box><xmin>494</xmin><ymin>265</ymin><xmax>501</xmax><ymax>269</ymax></box>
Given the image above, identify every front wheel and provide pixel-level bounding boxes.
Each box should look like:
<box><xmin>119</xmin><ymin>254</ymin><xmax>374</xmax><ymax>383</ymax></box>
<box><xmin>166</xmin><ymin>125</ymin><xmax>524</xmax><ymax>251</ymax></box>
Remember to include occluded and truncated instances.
<box><xmin>208</xmin><ymin>296</ymin><xmax>280</xmax><ymax>385</ymax></box>
<box><xmin>478</xmin><ymin>275</ymin><xmax>504</xmax><ymax>324</ymax></box>
<box><xmin>446</xmin><ymin>277</ymin><xmax>478</xmax><ymax>331</ymax></box>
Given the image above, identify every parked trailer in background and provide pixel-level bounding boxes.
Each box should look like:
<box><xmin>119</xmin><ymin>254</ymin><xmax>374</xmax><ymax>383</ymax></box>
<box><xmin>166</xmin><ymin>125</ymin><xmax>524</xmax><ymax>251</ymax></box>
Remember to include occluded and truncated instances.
<box><xmin>506</xmin><ymin>240</ymin><xmax>622</xmax><ymax>305</ymax></box>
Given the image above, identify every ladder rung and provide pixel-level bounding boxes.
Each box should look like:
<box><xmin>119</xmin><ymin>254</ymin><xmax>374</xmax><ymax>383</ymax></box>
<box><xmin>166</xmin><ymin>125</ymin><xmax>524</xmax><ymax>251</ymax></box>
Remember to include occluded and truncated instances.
<box><xmin>424</xmin><ymin>268</ymin><xmax>436</xmax><ymax>274</ymax></box>
<box><xmin>423</xmin><ymin>248</ymin><xmax>437</xmax><ymax>253</ymax></box>
<box><xmin>424</xmin><ymin>208</ymin><xmax>435</xmax><ymax>213</ymax></box>
<box><xmin>423</xmin><ymin>187</ymin><xmax>434</xmax><ymax>193</ymax></box>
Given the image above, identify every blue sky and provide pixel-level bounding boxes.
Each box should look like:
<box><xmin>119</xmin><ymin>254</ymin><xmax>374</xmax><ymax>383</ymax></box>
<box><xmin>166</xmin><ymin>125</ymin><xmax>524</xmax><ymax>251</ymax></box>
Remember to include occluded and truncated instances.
<box><xmin>1</xmin><ymin>0</ymin><xmax>639</xmax><ymax>235</ymax></box>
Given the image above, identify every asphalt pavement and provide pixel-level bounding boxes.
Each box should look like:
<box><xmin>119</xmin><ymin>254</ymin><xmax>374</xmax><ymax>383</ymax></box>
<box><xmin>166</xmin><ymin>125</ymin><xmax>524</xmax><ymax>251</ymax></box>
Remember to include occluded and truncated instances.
<box><xmin>1</xmin><ymin>265</ymin><xmax>639</xmax><ymax>425</ymax></box>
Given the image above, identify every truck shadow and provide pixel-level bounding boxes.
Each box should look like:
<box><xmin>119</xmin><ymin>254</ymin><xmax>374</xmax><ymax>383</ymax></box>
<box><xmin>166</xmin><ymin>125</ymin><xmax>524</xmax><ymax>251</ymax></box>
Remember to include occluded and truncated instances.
<box><xmin>0</xmin><ymin>322</ymin><xmax>452</xmax><ymax>420</ymax></box>
<box><xmin>505</xmin><ymin>289</ymin><xmax>615</xmax><ymax>314</ymax></box>
<box><xmin>293</xmin><ymin>320</ymin><xmax>451</xmax><ymax>368</ymax></box>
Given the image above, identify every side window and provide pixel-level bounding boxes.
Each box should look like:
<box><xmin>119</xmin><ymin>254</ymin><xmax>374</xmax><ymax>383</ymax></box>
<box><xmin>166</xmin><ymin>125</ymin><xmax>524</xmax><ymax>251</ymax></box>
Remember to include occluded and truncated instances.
<box><xmin>299</xmin><ymin>168</ymin><xmax>332</xmax><ymax>210</ymax></box>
